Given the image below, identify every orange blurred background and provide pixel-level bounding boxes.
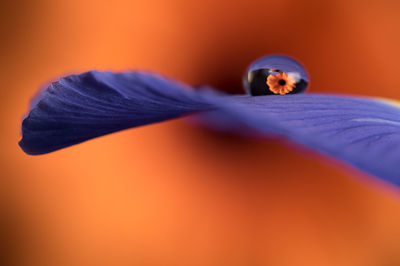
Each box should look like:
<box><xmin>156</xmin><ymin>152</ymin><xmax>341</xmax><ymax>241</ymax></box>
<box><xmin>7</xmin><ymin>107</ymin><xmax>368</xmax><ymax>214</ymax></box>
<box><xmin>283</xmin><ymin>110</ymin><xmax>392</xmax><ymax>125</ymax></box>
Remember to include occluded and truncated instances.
<box><xmin>1</xmin><ymin>0</ymin><xmax>400</xmax><ymax>265</ymax></box>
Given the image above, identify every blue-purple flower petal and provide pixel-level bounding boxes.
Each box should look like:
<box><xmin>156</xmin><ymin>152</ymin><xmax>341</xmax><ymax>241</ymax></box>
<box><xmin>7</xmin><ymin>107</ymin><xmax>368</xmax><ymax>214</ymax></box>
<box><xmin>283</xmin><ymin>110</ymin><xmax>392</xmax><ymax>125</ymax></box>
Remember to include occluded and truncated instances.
<box><xmin>203</xmin><ymin>94</ymin><xmax>400</xmax><ymax>185</ymax></box>
<box><xmin>19</xmin><ymin>71</ymin><xmax>218</xmax><ymax>155</ymax></box>
<box><xmin>20</xmin><ymin>71</ymin><xmax>400</xmax><ymax>186</ymax></box>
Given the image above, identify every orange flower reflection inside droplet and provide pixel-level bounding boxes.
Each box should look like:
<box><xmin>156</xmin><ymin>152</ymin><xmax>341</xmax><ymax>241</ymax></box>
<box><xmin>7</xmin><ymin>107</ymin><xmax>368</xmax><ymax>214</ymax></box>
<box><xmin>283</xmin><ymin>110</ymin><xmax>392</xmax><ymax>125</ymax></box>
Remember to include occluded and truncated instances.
<box><xmin>267</xmin><ymin>72</ymin><xmax>296</xmax><ymax>95</ymax></box>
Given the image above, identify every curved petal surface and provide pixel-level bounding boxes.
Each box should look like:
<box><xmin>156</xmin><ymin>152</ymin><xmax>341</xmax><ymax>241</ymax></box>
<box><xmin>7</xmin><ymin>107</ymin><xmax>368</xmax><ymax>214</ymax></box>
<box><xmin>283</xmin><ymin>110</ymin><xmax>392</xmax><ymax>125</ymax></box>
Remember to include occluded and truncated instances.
<box><xmin>19</xmin><ymin>71</ymin><xmax>219</xmax><ymax>155</ymax></box>
<box><xmin>19</xmin><ymin>71</ymin><xmax>400</xmax><ymax>186</ymax></box>
<box><xmin>207</xmin><ymin>94</ymin><xmax>400</xmax><ymax>186</ymax></box>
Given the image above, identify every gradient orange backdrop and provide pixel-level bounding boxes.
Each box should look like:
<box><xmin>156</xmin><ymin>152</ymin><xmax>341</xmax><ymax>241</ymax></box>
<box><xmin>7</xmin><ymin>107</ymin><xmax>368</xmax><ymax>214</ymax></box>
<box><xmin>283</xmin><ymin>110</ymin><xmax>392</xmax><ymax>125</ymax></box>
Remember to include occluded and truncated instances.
<box><xmin>1</xmin><ymin>0</ymin><xmax>400</xmax><ymax>265</ymax></box>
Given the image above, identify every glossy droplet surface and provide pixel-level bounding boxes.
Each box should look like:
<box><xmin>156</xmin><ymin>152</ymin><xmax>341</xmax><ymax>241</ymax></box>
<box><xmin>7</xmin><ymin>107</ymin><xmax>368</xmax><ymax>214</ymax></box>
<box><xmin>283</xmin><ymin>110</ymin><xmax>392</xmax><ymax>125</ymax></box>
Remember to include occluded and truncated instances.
<box><xmin>243</xmin><ymin>55</ymin><xmax>309</xmax><ymax>96</ymax></box>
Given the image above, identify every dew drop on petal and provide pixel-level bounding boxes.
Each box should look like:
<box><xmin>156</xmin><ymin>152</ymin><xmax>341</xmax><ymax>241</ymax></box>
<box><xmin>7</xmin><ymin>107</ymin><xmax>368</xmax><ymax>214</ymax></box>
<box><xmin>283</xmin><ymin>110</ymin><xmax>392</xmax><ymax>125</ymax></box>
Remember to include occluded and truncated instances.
<box><xmin>243</xmin><ymin>55</ymin><xmax>309</xmax><ymax>96</ymax></box>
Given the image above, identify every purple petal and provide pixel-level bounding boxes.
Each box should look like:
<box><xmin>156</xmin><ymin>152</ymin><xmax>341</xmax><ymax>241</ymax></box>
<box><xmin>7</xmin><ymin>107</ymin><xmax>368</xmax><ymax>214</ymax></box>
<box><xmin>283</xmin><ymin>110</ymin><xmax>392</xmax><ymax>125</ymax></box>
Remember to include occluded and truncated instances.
<box><xmin>204</xmin><ymin>94</ymin><xmax>400</xmax><ymax>186</ymax></box>
<box><xmin>19</xmin><ymin>70</ymin><xmax>219</xmax><ymax>155</ymax></box>
<box><xmin>19</xmin><ymin>71</ymin><xmax>400</xmax><ymax>186</ymax></box>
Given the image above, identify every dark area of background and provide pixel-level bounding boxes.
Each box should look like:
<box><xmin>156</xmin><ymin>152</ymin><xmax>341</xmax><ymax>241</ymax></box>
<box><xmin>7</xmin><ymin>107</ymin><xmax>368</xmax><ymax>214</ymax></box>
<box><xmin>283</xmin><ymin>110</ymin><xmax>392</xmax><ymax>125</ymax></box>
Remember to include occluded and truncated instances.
<box><xmin>1</xmin><ymin>0</ymin><xmax>400</xmax><ymax>265</ymax></box>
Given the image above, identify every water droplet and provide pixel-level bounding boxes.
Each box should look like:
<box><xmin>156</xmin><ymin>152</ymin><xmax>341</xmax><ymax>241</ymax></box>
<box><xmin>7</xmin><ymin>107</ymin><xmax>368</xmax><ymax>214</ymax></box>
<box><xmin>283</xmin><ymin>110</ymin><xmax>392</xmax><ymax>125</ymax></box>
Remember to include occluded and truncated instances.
<box><xmin>243</xmin><ymin>55</ymin><xmax>309</xmax><ymax>96</ymax></box>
